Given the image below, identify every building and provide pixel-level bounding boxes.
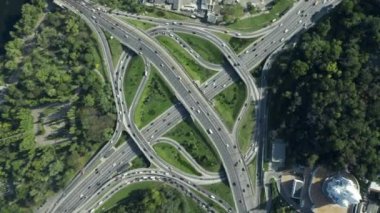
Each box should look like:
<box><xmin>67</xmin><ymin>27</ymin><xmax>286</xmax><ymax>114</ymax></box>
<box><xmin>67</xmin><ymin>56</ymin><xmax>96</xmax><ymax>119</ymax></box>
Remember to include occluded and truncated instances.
<box><xmin>323</xmin><ymin>175</ymin><xmax>362</xmax><ymax>207</ymax></box>
<box><xmin>171</xmin><ymin>0</ymin><xmax>182</xmax><ymax>10</ymax></box>
<box><xmin>291</xmin><ymin>179</ymin><xmax>304</xmax><ymax>199</ymax></box>
<box><xmin>271</xmin><ymin>139</ymin><xmax>286</xmax><ymax>169</ymax></box>
<box><xmin>207</xmin><ymin>12</ymin><xmax>222</xmax><ymax>23</ymax></box>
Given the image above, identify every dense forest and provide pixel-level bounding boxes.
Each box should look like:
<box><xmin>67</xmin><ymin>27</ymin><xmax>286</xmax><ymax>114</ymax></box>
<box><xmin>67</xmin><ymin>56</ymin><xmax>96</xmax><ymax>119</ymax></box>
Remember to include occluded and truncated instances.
<box><xmin>268</xmin><ymin>0</ymin><xmax>380</xmax><ymax>180</ymax></box>
<box><xmin>0</xmin><ymin>0</ymin><xmax>116</xmax><ymax>211</ymax></box>
<box><xmin>107</xmin><ymin>185</ymin><xmax>193</xmax><ymax>213</ymax></box>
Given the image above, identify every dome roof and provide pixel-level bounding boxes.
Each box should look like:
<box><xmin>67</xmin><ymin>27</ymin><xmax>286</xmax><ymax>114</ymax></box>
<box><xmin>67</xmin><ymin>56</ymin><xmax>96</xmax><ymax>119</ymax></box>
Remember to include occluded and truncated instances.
<box><xmin>323</xmin><ymin>175</ymin><xmax>361</xmax><ymax>207</ymax></box>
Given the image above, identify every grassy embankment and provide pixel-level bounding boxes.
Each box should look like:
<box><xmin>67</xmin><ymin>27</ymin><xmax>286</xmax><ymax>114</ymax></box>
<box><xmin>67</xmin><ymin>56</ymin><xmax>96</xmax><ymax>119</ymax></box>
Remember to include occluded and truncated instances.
<box><xmin>227</xmin><ymin>0</ymin><xmax>294</xmax><ymax>32</ymax></box>
<box><xmin>213</xmin><ymin>80</ymin><xmax>247</xmax><ymax>130</ymax></box>
<box><xmin>165</xmin><ymin>119</ymin><xmax>222</xmax><ymax>172</ymax></box>
<box><xmin>154</xmin><ymin>142</ymin><xmax>201</xmax><ymax>176</ymax></box>
<box><xmin>133</xmin><ymin>67</ymin><xmax>177</xmax><ymax>128</ymax></box>
<box><xmin>157</xmin><ymin>36</ymin><xmax>216</xmax><ymax>83</ymax></box>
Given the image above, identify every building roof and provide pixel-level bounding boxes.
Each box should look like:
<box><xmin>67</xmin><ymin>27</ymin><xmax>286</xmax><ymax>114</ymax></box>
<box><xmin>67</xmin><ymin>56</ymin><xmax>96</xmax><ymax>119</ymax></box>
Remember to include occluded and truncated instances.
<box><xmin>369</xmin><ymin>181</ymin><xmax>380</xmax><ymax>193</ymax></box>
<box><xmin>271</xmin><ymin>140</ymin><xmax>286</xmax><ymax>164</ymax></box>
<box><xmin>291</xmin><ymin>179</ymin><xmax>304</xmax><ymax>199</ymax></box>
<box><xmin>172</xmin><ymin>0</ymin><xmax>182</xmax><ymax>10</ymax></box>
<box><xmin>324</xmin><ymin>176</ymin><xmax>361</xmax><ymax>207</ymax></box>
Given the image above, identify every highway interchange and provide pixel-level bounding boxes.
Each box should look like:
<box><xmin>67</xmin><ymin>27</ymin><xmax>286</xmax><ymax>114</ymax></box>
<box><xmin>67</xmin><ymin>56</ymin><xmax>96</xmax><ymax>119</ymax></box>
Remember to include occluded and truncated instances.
<box><xmin>41</xmin><ymin>0</ymin><xmax>341</xmax><ymax>212</ymax></box>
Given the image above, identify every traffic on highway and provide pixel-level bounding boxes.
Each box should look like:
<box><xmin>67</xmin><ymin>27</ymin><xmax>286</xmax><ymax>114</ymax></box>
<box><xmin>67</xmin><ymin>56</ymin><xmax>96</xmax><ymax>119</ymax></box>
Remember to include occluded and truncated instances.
<box><xmin>41</xmin><ymin>0</ymin><xmax>341</xmax><ymax>212</ymax></box>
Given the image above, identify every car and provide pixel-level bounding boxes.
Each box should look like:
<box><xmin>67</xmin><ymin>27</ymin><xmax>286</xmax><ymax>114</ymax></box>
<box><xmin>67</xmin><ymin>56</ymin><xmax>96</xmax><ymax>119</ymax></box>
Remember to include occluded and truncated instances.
<box><xmin>284</xmin><ymin>28</ymin><xmax>289</xmax><ymax>33</ymax></box>
<box><xmin>207</xmin><ymin>129</ymin><xmax>213</xmax><ymax>134</ymax></box>
<box><xmin>160</xmin><ymin>63</ymin><xmax>164</xmax><ymax>67</ymax></box>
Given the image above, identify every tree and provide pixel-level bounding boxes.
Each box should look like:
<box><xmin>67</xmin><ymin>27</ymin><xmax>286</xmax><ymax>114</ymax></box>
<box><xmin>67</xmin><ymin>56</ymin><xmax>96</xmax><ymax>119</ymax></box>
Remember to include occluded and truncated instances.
<box><xmin>221</xmin><ymin>4</ymin><xmax>244</xmax><ymax>23</ymax></box>
<box><xmin>268</xmin><ymin>0</ymin><xmax>380</xmax><ymax>181</ymax></box>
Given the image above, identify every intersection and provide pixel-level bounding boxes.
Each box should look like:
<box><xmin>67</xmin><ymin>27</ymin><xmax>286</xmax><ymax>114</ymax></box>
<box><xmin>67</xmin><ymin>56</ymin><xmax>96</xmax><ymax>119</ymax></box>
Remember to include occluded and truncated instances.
<box><xmin>41</xmin><ymin>0</ymin><xmax>341</xmax><ymax>212</ymax></box>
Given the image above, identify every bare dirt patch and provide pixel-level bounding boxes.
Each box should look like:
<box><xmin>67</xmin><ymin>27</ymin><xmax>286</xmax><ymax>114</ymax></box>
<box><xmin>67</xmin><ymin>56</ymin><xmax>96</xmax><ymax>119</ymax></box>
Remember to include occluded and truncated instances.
<box><xmin>31</xmin><ymin>103</ymin><xmax>71</xmax><ymax>146</ymax></box>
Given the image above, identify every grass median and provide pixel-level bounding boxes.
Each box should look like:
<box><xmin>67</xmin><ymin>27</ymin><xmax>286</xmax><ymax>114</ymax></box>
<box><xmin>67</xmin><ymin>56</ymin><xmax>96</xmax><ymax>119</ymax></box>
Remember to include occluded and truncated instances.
<box><xmin>104</xmin><ymin>31</ymin><xmax>123</xmax><ymax>66</ymax></box>
<box><xmin>214</xmin><ymin>33</ymin><xmax>258</xmax><ymax>54</ymax></box>
<box><xmin>213</xmin><ymin>80</ymin><xmax>247</xmax><ymax>130</ymax></box>
<box><xmin>202</xmin><ymin>181</ymin><xmax>234</xmax><ymax>207</ymax></box>
<box><xmin>129</xmin><ymin>155</ymin><xmax>150</xmax><ymax>169</ymax></box>
<box><xmin>157</xmin><ymin>35</ymin><xmax>216</xmax><ymax>83</ymax></box>
<box><xmin>164</xmin><ymin>118</ymin><xmax>222</xmax><ymax>172</ymax></box>
<box><xmin>248</xmin><ymin>157</ymin><xmax>257</xmax><ymax>185</ymax></box>
<box><xmin>227</xmin><ymin>0</ymin><xmax>294</xmax><ymax>32</ymax></box>
<box><xmin>144</xmin><ymin>7</ymin><xmax>191</xmax><ymax>20</ymax></box>
<box><xmin>123</xmin><ymin>55</ymin><xmax>145</xmax><ymax>107</ymax></box>
<box><xmin>176</xmin><ymin>32</ymin><xmax>224</xmax><ymax>64</ymax></box>
<box><xmin>134</xmin><ymin>67</ymin><xmax>177</xmax><ymax>128</ymax></box>
<box><xmin>154</xmin><ymin>142</ymin><xmax>201</xmax><ymax>176</ymax></box>
<box><xmin>122</xmin><ymin>17</ymin><xmax>155</xmax><ymax>30</ymax></box>
<box><xmin>238</xmin><ymin>102</ymin><xmax>256</xmax><ymax>154</ymax></box>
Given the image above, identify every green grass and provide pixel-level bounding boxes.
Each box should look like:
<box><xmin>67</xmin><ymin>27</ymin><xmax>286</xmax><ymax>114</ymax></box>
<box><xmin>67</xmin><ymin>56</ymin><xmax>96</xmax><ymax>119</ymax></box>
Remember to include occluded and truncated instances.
<box><xmin>192</xmin><ymin>189</ymin><xmax>228</xmax><ymax>213</ymax></box>
<box><xmin>154</xmin><ymin>142</ymin><xmax>201</xmax><ymax>176</ymax></box>
<box><xmin>213</xmin><ymin>80</ymin><xmax>247</xmax><ymax>130</ymax></box>
<box><xmin>214</xmin><ymin>32</ymin><xmax>232</xmax><ymax>43</ymax></box>
<box><xmin>98</xmin><ymin>182</ymin><xmax>157</xmax><ymax>212</ymax></box>
<box><xmin>227</xmin><ymin>0</ymin><xmax>294</xmax><ymax>32</ymax></box>
<box><xmin>91</xmin><ymin>32</ymin><xmax>107</xmax><ymax>80</ymax></box>
<box><xmin>264</xmin><ymin>161</ymin><xmax>269</xmax><ymax>172</ymax></box>
<box><xmin>157</xmin><ymin>36</ymin><xmax>216</xmax><ymax>83</ymax></box>
<box><xmin>115</xmin><ymin>131</ymin><xmax>130</xmax><ymax>148</ymax></box>
<box><xmin>248</xmin><ymin>157</ymin><xmax>257</xmax><ymax>184</ymax></box>
<box><xmin>238</xmin><ymin>102</ymin><xmax>256</xmax><ymax>154</ymax></box>
<box><xmin>123</xmin><ymin>56</ymin><xmax>145</xmax><ymax>107</ymax></box>
<box><xmin>176</xmin><ymin>33</ymin><xmax>224</xmax><ymax>64</ymax></box>
<box><xmin>203</xmin><ymin>181</ymin><xmax>234</xmax><ymax>207</ymax></box>
<box><xmin>259</xmin><ymin>187</ymin><xmax>267</xmax><ymax>209</ymax></box>
<box><xmin>134</xmin><ymin>67</ymin><xmax>177</xmax><ymax>128</ymax></box>
<box><xmin>104</xmin><ymin>31</ymin><xmax>123</xmax><ymax>66</ymax></box>
<box><xmin>144</xmin><ymin>7</ymin><xmax>190</xmax><ymax>20</ymax></box>
<box><xmin>122</xmin><ymin>17</ymin><xmax>155</xmax><ymax>30</ymax></box>
<box><xmin>129</xmin><ymin>155</ymin><xmax>150</xmax><ymax>170</ymax></box>
<box><xmin>229</xmin><ymin>37</ymin><xmax>258</xmax><ymax>53</ymax></box>
<box><xmin>214</xmin><ymin>33</ymin><xmax>258</xmax><ymax>53</ymax></box>
<box><xmin>164</xmin><ymin>118</ymin><xmax>221</xmax><ymax>172</ymax></box>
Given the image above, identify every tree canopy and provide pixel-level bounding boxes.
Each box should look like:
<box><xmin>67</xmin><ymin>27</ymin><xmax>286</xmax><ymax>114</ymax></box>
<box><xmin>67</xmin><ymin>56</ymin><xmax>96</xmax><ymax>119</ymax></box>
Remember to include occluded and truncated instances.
<box><xmin>0</xmin><ymin>2</ymin><xmax>116</xmax><ymax>210</ymax></box>
<box><xmin>268</xmin><ymin>0</ymin><xmax>380</xmax><ymax>180</ymax></box>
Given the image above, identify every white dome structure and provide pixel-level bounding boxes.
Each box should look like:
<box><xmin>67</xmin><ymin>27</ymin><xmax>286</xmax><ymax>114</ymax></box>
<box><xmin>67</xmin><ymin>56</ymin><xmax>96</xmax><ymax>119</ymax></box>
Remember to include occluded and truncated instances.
<box><xmin>323</xmin><ymin>175</ymin><xmax>361</xmax><ymax>207</ymax></box>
